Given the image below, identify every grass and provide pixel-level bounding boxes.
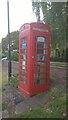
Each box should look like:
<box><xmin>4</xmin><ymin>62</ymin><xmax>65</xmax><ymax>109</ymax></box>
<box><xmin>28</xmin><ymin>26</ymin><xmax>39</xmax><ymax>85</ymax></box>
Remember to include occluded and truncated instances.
<box><xmin>14</xmin><ymin>95</ymin><xmax>66</xmax><ymax>118</ymax></box>
<box><xmin>0</xmin><ymin>72</ymin><xmax>8</xmax><ymax>91</ymax></box>
<box><xmin>2</xmin><ymin>72</ymin><xmax>8</xmax><ymax>85</ymax></box>
<box><xmin>1</xmin><ymin>72</ymin><xmax>18</xmax><ymax>88</ymax></box>
<box><xmin>0</xmin><ymin>101</ymin><xmax>2</xmax><ymax>111</ymax></box>
<box><xmin>50</xmin><ymin>62</ymin><xmax>68</xmax><ymax>68</ymax></box>
<box><xmin>0</xmin><ymin>72</ymin><xmax>8</xmax><ymax>110</ymax></box>
<box><xmin>48</xmin><ymin>87</ymin><xmax>63</xmax><ymax>98</ymax></box>
<box><xmin>1</xmin><ymin>72</ymin><xmax>8</xmax><ymax>90</ymax></box>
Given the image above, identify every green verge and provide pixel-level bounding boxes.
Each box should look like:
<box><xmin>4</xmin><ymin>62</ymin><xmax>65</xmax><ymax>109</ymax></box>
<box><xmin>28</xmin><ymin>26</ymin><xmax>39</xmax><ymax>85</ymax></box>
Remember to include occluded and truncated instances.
<box><xmin>0</xmin><ymin>72</ymin><xmax>8</xmax><ymax>91</ymax></box>
<box><xmin>14</xmin><ymin>95</ymin><xmax>67</xmax><ymax>118</ymax></box>
<box><xmin>50</xmin><ymin>62</ymin><xmax>68</xmax><ymax>68</ymax></box>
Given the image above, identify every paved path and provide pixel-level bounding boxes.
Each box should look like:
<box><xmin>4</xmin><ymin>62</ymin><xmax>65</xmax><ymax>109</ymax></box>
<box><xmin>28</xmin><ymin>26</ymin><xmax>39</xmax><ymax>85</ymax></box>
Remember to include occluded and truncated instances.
<box><xmin>15</xmin><ymin>92</ymin><xmax>52</xmax><ymax>114</ymax></box>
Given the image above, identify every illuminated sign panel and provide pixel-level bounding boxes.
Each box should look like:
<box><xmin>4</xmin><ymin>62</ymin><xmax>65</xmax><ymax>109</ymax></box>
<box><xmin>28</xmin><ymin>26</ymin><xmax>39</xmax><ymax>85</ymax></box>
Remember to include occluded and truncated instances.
<box><xmin>33</xmin><ymin>27</ymin><xmax>48</xmax><ymax>32</ymax></box>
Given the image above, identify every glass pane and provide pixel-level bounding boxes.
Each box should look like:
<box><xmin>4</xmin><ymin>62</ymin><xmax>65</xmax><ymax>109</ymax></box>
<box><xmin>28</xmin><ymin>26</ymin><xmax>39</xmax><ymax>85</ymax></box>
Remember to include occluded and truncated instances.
<box><xmin>22</xmin><ymin>61</ymin><xmax>26</xmax><ymax>65</ymax></box>
<box><xmin>45</xmin><ymin>44</ymin><xmax>47</xmax><ymax>48</ymax></box>
<box><xmin>35</xmin><ymin>62</ymin><xmax>41</xmax><ymax>65</ymax></box>
<box><xmin>37</xmin><ymin>49</ymin><xmax>47</xmax><ymax>54</ymax></box>
<box><xmin>35</xmin><ymin>61</ymin><xmax>45</xmax><ymax>66</ymax></box>
<box><xmin>35</xmin><ymin>79</ymin><xmax>40</xmax><ymax>84</ymax></box>
<box><xmin>22</xmin><ymin>55</ymin><xmax>26</xmax><ymax>60</ymax></box>
<box><xmin>37</xmin><ymin>49</ymin><xmax>44</xmax><ymax>54</ymax></box>
<box><xmin>39</xmin><ymin>74</ymin><xmax>45</xmax><ymax>78</ymax></box>
<box><xmin>21</xmin><ymin>38</ymin><xmax>26</xmax><ymax>43</ymax></box>
<box><xmin>35</xmin><ymin>79</ymin><xmax>44</xmax><ymax>85</ymax></box>
<box><xmin>40</xmin><ymin>67</ymin><xmax>45</xmax><ymax>73</ymax></box>
<box><xmin>35</xmin><ymin>67</ymin><xmax>45</xmax><ymax>73</ymax></box>
<box><xmin>34</xmin><ymin>73</ymin><xmax>45</xmax><ymax>84</ymax></box>
<box><xmin>22</xmin><ymin>49</ymin><xmax>26</xmax><ymax>53</ymax></box>
<box><xmin>36</xmin><ymin>55</ymin><xmax>45</xmax><ymax>61</ymax></box>
<box><xmin>34</xmin><ymin>73</ymin><xmax>45</xmax><ymax>79</ymax></box>
<box><xmin>34</xmin><ymin>67</ymin><xmax>40</xmax><ymax>72</ymax></box>
<box><xmin>40</xmin><ymin>79</ymin><xmax>44</xmax><ymax>84</ymax></box>
<box><xmin>34</xmin><ymin>73</ymin><xmax>39</xmax><ymax>78</ymax></box>
<box><xmin>22</xmin><ymin>66</ymin><xmax>26</xmax><ymax>69</ymax></box>
<box><xmin>21</xmin><ymin>37</ymin><xmax>26</xmax><ymax>48</ymax></box>
<box><xmin>22</xmin><ymin>71</ymin><xmax>26</xmax><ymax>76</ymax></box>
<box><xmin>22</xmin><ymin>43</ymin><xmax>26</xmax><ymax>48</ymax></box>
<box><xmin>37</xmin><ymin>42</ymin><xmax>44</xmax><ymax>49</ymax></box>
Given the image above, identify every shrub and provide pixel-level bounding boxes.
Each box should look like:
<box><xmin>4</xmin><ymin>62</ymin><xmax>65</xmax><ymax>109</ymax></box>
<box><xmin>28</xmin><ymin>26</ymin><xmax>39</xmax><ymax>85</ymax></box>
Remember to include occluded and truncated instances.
<box><xmin>1</xmin><ymin>53</ymin><xmax>6</xmax><ymax>58</ymax></box>
<box><xmin>9</xmin><ymin>73</ymin><xmax>18</xmax><ymax>88</ymax></box>
<box><xmin>50</xmin><ymin>56</ymin><xmax>66</xmax><ymax>62</ymax></box>
<box><xmin>11</xmin><ymin>52</ymin><xmax>18</xmax><ymax>61</ymax></box>
<box><xmin>6</xmin><ymin>52</ymin><xmax>18</xmax><ymax>61</ymax></box>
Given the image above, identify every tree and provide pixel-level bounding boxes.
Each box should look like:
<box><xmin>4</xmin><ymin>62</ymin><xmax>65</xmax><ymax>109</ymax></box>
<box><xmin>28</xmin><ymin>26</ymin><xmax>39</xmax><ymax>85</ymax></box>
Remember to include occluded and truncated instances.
<box><xmin>2</xmin><ymin>31</ymin><xmax>19</xmax><ymax>54</ymax></box>
<box><xmin>32</xmin><ymin>1</ymin><xmax>67</xmax><ymax>57</ymax></box>
<box><xmin>32</xmin><ymin>1</ymin><xmax>41</xmax><ymax>22</ymax></box>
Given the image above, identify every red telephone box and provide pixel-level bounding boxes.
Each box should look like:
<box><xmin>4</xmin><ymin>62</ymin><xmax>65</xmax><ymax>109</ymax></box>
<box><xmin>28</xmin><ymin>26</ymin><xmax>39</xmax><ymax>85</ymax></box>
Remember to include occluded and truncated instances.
<box><xmin>18</xmin><ymin>22</ymin><xmax>50</xmax><ymax>96</ymax></box>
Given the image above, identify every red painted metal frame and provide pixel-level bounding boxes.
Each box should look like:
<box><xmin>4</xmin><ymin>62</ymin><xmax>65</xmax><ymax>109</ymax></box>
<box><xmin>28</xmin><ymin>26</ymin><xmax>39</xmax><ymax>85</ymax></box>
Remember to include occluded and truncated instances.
<box><xmin>18</xmin><ymin>22</ymin><xmax>50</xmax><ymax>96</ymax></box>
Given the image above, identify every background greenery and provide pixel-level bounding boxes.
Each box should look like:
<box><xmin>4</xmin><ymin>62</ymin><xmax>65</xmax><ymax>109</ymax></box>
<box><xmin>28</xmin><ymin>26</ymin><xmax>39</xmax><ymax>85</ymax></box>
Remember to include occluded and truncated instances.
<box><xmin>1</xmin><ymin>1</ymin><xmax>68</xmax><ymax>62</ymax></box>
<box><xmin>32</xmin><ymin>1</ymin><xmax>68</xmax><ymax>62</ymax></box>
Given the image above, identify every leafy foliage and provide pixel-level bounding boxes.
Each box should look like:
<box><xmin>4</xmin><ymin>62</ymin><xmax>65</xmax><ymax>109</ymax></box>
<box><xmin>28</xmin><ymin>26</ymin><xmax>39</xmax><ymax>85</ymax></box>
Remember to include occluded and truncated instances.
<box><xmin>6</xmin><ymin>51</ymin><xmax>18</xmax><ymax>61</ymax></box>
<box><xmin>2</xmin><ymin>31</ymin><xmax>19</xmax><ymax>61</ymax></box>
<box><xmin>9</xmin><ymin>74</ymin><xmax>18</xmax><ymax>88</ymax></box>
<box><xmin>2</xmin><ymin>31</ymin><xmax>19</xmax><ymax>54</ymax></box>
<box><xmin>32</xmin><ymin>1</ymin><xmax>67</xmax><ymax>58</ymax></box>
<box><xmin>11</xmin><ymin>52</ymin><xmax>18</xmax><ymax>61</ymax></box>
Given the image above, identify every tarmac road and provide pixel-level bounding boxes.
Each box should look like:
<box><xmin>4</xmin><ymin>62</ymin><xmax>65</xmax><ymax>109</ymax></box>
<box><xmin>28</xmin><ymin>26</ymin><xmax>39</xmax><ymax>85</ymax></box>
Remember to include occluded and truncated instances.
<box><xmin>2</xmin><ymin>60</ymin><xmax>67</xmax><ymax>74</ymax></box>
